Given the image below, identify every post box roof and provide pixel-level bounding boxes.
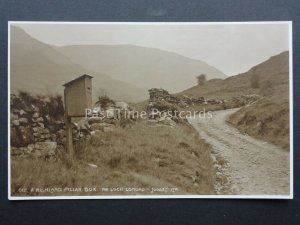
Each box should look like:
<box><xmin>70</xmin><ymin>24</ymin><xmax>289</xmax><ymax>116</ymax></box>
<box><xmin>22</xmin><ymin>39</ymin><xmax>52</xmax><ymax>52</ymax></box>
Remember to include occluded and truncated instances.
<box><xmin>63</xmin><ymin>74</ymin><xmax>93</xmax><ymax>87</ymax></box>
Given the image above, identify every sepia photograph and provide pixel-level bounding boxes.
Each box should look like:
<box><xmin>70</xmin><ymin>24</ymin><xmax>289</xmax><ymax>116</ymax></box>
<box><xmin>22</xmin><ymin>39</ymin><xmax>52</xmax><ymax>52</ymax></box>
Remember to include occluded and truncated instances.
<box><xmin>8</xmin><ymin>21</ymin><xmax>293</xmax><ymax>199</ymax></box>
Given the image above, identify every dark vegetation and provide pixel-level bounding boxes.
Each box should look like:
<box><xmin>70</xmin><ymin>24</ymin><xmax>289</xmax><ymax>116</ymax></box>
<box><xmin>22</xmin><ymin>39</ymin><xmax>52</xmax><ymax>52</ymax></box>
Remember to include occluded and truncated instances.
<box><xmin>197</xmin><ymin>74</ymin><xmax>206</xmax><ymax>86</ymax></box>
<box><xmin>96</xmin><ymin>95</ymin><xmax>115</xmax><ymax>109</ymax></box>
<box><xmin>12</xmin><ymin>91</ymin><xmax>64</xmax><ymax>120</ymax></box>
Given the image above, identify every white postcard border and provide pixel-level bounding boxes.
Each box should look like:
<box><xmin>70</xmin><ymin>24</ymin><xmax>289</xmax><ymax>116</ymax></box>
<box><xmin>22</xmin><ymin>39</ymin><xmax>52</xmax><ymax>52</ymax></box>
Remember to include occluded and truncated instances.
<box><xmin>7</xmin><ymin>21</ymin><xmax>293</xmax><ymax>200</ymax></box>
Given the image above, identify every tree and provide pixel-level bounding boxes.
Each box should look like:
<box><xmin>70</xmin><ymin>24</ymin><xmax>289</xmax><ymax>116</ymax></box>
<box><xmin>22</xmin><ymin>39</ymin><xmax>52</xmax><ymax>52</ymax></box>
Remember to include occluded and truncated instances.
<box><xmin>197</xmin><ymin>74</ymin><xmax>207</xmax><ymax>86</ymax></box>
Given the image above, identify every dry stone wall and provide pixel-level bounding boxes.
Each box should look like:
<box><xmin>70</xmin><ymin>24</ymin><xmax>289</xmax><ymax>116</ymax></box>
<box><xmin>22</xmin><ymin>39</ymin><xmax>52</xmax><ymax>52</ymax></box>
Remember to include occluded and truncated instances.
<box><xmin>10</xmin><ymin>93</ymin><xmax>124</xmax><ymax>159</ymax></box>
<box><xmin>10</xmin><ymin>93</ymin><xmax>67</xmax><ymax>159</ymax></box>
<box><xmin>148</xmin><ymin>88</ymin><xmax>261</xmax><ymax>111</ymax></box>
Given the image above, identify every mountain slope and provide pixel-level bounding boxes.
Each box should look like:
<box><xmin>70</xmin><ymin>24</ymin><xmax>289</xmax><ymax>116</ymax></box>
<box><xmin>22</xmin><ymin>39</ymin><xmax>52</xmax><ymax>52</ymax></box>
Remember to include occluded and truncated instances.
<box><xmin>179</xmin><ymin>51</ymin><xmax>289</xmax><ymax>100</ymax></box>
<box><xmin>10</xmin><ymin>26</ymin><xmax>147</xmax><ymax>102</ymax></box>
<box><xmin>179</xmin><ymin>51</ymin><xmax>290</xmax><ymax>150</ymax></box>
<box><xmin>57</xmin><ymin>45</ymin><xmax>227</xmax><ymax>93</ymax></box>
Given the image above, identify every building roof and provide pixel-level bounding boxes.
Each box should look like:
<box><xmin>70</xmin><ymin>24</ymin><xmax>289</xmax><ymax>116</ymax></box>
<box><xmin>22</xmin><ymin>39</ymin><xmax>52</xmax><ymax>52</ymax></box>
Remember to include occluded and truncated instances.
<box><xmin>63</xmin><ymin>74</ymin><xmax>93</xmax><ymax>87</ymax></box>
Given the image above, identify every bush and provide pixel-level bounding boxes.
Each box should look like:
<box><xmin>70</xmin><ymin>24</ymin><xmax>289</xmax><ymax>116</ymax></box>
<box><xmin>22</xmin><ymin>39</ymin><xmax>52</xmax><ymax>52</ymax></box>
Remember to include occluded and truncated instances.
<box><xmin>96</xmin><ymin>95</ymin><xmax>115</xmax><ymax>109</ymax></box>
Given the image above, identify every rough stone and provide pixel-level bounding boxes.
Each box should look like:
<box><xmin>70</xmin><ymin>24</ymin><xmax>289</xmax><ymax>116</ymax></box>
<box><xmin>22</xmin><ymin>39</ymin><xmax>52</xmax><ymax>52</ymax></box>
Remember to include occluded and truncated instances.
<box><xmin>158</xmin><ymin>117</ymin><xmax>176</xmax><ymax>127</ymax></box>
<box><xmin>19</xmin><ymin>118</ymin><xmax>28</xmax><ymax>124</ymax></box>
<box><xmin>36</xmin><ymin>117</ymin><xmax>44</xmax><ymax>122</ymax></box>
<box><xmin>43</xmin><ymin>128</ymin><xmax>50</xmax><ymax>134</ymax></box>
<box><xmin>27</xmin><ymin>144</ymin><xmax>35</xmax><ymax>152</ymax></box>
<box><xmin>34</xmin><ymin>141</ymin><xmax>57</xmax><ymax>150</ymax></box>
<box><xmin>38</xmin><ymin>122</ymin><xmax>45</xmax><ymax>128</ymax></box>
<box><xmin>32</xmin><ymin>112</ymin><xmax>39</xmax><ymax>118</ymax></box>
<box><xmin>11</xmin><ymin>120</ymin><xmax>20</xmax><ymax>126</ymax></box>
<box><xmin>32</xmin><ymin>105</ymin><xmax>39</xmax><ymax>112</ymax></box>
<box><xmin>90</xmin><ymin>122</ymin><xmax>112</xmax><ymax>131</ymax></box>
<box><xmin>19</xmin><ymin>109</ymin><xmax>27</xmax><ymax>116</ymax></box>
<box><xmin>51</xmin><ymin>134</ymin><xmax>57</xmax><ymax>141</ymax></box>
<box><xmin>55</xmin><ymin>120</ymin><xmax>64</xmax><ymax>125</ymax></box>
<box><xmin>11</xmin><ymin>126</ymin><xmax>34</xmax><ymax>147</ymax></box>
<box><xmin>12</xmin><ymin>109</ymin><xmax>20</xmax><ymax>114</ymax></box>
<box><xmin>11</xmin><ymin>147</ymin><xmax>23</xmax><ymax>156</ymax></box>
<box><xmin>34</xmin><ymin>141</ymin><xmax>57</xmax><ymax>158</ymax></box>
<box><xmin>11</xmin><ymin>113</ymin><xmax>19</xmax><ymax>120</ymax></box>
<box><xmin>88</xmin><ymin>117</ymin><xmax>103</xmax><ymax>124</ymax></box>
<box><xmin>33</xmin><ymin>127</ymin><xmax>42</xmax><ymax>133</ymax></box>
<box><xmin>115</xmin><ymin>101</ymin><xmax>129</xmax><ymax>110</ymax></box>
<box><xmin>41</xmin><ymin>134</ymin><xmax>51</xmax><ymax>139</ymax></box>
<box><xmin>32</xmin><ymin>150</ymin><xmax>42</xmax><ymax>158</ymax></box>
<box><xmin>57</xmin><ymin>129</ymin><xmax>65</xmax><ymax>139</ymax></box>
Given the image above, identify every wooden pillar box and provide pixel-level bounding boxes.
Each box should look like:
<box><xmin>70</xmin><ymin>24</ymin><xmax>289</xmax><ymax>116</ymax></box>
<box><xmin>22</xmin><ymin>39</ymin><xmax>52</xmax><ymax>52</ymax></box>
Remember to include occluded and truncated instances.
<box><xmin>63</xmin><ymin>74</ymin><xmax>93</xmax><ymax>156</ymax></box>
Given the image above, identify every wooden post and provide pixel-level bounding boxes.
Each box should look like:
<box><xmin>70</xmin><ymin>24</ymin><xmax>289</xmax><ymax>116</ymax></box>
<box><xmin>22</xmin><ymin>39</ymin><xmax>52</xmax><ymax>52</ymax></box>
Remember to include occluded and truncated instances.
<box><xmin>64</xmin><ymin>89</ymin><xmax>73</xmax><ymax>157</ymax></box>
<box><xmin>65</xmin><ymin>115</ymin><xmax>73</xmax><ymax>157</ymax></box>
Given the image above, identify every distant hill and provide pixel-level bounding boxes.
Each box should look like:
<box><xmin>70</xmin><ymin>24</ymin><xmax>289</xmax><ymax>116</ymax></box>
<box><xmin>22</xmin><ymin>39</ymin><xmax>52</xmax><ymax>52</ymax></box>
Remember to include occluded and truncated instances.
<box><xmin>10</xmin><ymin>26</ymin><xmax>147</xmax><ymax>103</ymax></box>
<box><xmin>178</xmin><ymin>51</ymin><xmax>289</xmax><ymax>100</ymax></box>
<box><xmin>57</xmin><ymin>44</ymin><xmax>227</xmax><ymax>93</ymax></box>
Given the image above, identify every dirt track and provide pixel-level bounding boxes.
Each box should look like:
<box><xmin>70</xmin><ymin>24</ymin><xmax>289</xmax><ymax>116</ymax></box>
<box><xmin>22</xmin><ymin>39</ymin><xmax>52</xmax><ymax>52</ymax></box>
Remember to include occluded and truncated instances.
<box><xmin>188</xmin><ymin>108</ymin><xmax>290</xmax><ymax>195</ymax></box>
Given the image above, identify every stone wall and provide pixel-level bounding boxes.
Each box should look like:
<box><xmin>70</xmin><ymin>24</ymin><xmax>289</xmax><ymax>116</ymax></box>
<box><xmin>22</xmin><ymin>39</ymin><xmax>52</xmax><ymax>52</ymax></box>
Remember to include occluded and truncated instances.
<box><xmin>148</xmin><ymin>88</ymin><xmax>261</xmax><ymax>110</ymax></box>
<box><xmin>147</xmin><ymin>88</ymin><xmax>262</xmax><ymax>124</ymax></box>
<box><xmin>10</xmin><ymin>93</ymin><xmax>67</xmax><ymax>159</ymax></box>
<box><xmin>11</xmin><ymin>93</ymin><xmax>65</xmax><ymax>145</ymax></box>
<box><xmin>10</xmin><ymin>93</ymin><xmax>127</xmax><ymax>159</ymax></box>
<box><xmin>10</xmin><ymin>90</ymin><xmax>262</xmax><ymax>159</ymax></box>
<box><xmin>148</xmin><ymin>88</ymin><xmax>205</xmax><ymax>106</ymax></box>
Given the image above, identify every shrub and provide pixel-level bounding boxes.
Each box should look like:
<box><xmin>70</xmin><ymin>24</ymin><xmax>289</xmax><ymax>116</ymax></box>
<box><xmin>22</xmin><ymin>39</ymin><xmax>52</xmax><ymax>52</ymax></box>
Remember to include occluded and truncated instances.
<box><xmin>197</xmin><ymin>74</ymin><xmax>207</xmax><ymax>86</ymax></box>
<box><xmin>96</xmin><ymin>95</ymin><xmax>115</xmax><ymax>109</ymax></box>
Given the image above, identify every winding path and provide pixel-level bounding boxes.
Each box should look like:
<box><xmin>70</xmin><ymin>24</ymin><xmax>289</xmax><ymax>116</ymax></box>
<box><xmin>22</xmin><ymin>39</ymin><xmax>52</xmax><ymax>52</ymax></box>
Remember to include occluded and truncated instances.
<box><xmin>188</xmin><ymin>108</ymin><xmax>290</xmax><ymax>195</ymax></box>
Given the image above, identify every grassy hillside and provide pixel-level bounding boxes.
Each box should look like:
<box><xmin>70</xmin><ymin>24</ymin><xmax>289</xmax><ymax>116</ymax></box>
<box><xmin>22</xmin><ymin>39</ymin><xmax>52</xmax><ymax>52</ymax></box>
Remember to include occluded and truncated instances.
<box><xmin>11</xmin><ymin>121</ymin><xmax>215</xmax><ymax>196</ymax></box>
<box><xmin>58</xmin><ymin>44</ymin><xmax>227</xmax><ymax>93</ymax></box>
<box><xmin>10</xmin><ymin>26</ymin><xmax>147</xmax><ymax>102</ymax></box>
<box><xmin>179</xmin><ymin>51</ymin><xmax>290</xmax><ymax>150</ymax></box>
<box><xmin>228</xmin><ymin>86</ymin><xmax>289</xmax><ymax>150</ymax></box>
<box><xmin>228</xmin><ymin>52</ymin><xmax>290</xmax><ymax>150</ymax></box>
<box><xmin>179</xmin><ymin>51</ymin><xmax>289</xmax><ymax>100</ymax></box>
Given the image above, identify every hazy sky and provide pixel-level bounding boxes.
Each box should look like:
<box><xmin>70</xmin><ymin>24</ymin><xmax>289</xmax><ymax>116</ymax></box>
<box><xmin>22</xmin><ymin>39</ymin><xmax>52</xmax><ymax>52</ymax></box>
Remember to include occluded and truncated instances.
<box><xmin>17</xmin><ymin>23</ymin><xmax>290</xmax><ymax>75</ymax></box>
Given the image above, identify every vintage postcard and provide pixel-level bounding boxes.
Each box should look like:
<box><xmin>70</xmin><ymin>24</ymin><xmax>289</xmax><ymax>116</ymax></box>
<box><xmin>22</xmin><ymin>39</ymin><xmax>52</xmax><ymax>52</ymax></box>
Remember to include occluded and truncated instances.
<box><xmin>8</xmin><ymin>21</ymin><xmax>293</xmax><ymax>200</ymax></box>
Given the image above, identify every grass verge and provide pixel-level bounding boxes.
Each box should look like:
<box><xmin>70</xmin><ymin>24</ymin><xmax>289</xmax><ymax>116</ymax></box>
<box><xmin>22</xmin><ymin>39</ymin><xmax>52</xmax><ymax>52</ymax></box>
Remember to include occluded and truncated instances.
<box><xmin>11</xmin><ymin>120</ymin><xmax>215</xmax><ymax>196</ymax></box>
<box><xmin>228</xmin><ymin>94</ymin><xmax>289</xmax><ymax>150</ymax></box>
